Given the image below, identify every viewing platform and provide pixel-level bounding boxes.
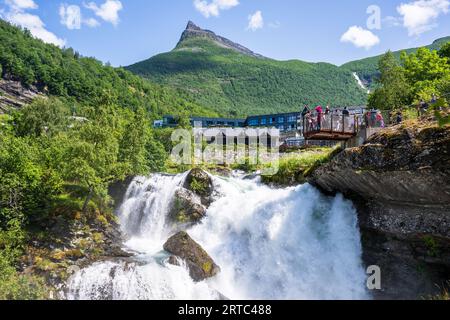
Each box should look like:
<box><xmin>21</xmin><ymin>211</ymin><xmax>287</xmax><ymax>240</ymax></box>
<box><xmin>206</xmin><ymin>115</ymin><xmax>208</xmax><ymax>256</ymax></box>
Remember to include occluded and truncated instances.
<box><xmin>303</xmin><ymin>114</ymin><xmax>363</xmax><ymax>141</ymax></box>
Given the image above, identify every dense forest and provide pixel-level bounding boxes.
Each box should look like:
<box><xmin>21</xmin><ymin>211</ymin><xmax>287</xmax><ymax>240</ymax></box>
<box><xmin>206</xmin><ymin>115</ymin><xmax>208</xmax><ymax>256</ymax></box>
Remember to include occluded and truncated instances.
<box><xmin>0</xmin><ymin>19</ymin><xmax>217</xmax><ymax>119</ymax></box>
<box><xmin>368</xmin><ymin>41</ymin><xmax>450</xmax><ymax>123</ymax></box>
<box><xmin>127</xmin><ymin>37</ymin><xmax>369</xmax><ymax>117</ymax></box>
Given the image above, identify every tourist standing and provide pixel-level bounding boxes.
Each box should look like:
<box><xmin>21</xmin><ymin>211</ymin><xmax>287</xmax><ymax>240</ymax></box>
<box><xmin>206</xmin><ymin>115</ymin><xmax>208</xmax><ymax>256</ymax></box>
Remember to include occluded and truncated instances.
<box><xmin>432</xmin><ymin>94</ymin><xmax>437</xmax><ymax>104</ymax></box>
<box><xmin>301</xmin><ymin>105</ymin><xmax>310</xmax><ymax>118</ymax></box>
<box><xmin>342</xmin><ymin>107</ymin><xmax>350</xmax><ymax>116</ymax></box>
<box><xmin>376</xmin><ymin>111</ymin><xmax>385</xmax><ymax>128</ymax></box>
<box><xmin>420</xmin><ymin>99</ymin><xmax>429</xmax><ymax>116</ymax></box>
<box><xmin>315</xmin><ymin>106</ymin><xmax>323</xmax><ymax>130</ymax></box>
<box><xmin>396</xmin><ymin>111</ymin><xmax>403</xmax><ymax>124</ymax></box>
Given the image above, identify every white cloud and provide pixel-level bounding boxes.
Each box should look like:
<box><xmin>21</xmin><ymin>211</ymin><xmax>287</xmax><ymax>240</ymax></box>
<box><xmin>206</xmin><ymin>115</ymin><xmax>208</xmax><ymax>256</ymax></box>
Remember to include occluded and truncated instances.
<box><xmin>84</xmin><ymin>0</ymin><xmax>123</xmax><ymax>26</ymax></box>
<box><xmin>4</xmin><ymin>0</ymin><xmax>65</xmax><ymax>47</ymax></box>
<box><xmin>59</xmin><ymin>4</ymin><xmax>100</xmax><ymax>30</ymax></box>
<box><xmin>340</xmin><ymin>26</ymin><xmax>380</xmax><ymax>50</ymax></box>
<box><xmin>397</xmin><ymin>0</ymin><xmax>449</xmax><ymax>36</ymax></box>
<box><xmin>5</xmin><ymin>0</ymin><xmax>37</xmax><ymax>11</ymax></box>
<box><xmin>60</xmin><ymin>4</ymin><xmax>81</xmax><ymax>30</ymax></box>
<box><xmin>8</xmin><ymin>12</ymin><xmax>66</xmax><ymax>46</ymax></box>
<box><xmin>247</xmin><ymin>10</ymin><xmax>263</xmax><ymax>31</ymax></box>
<box><xmin>193</xmin><ymin>0</ymin><xmax>239</xmax><ymax>18</ymax></box>
<box><xmin>84</xmin><ymin>17</ymin><xmax>100</xmax><ymax>27</ymax></box>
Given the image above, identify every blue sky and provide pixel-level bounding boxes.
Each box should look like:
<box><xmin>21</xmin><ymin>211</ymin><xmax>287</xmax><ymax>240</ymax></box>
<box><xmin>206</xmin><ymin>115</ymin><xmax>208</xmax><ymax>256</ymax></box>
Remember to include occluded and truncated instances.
<box><xmin>1</xmin><ymin>0</ymin><xmax>450</xmax><ymax>66</ymax></box>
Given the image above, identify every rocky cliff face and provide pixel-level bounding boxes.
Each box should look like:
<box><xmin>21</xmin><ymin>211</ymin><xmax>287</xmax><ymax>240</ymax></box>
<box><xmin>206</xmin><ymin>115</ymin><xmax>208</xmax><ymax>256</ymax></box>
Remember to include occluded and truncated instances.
<box><xmin>0</xmin><ymin>79</ymin><xmax>43</xmax><ymax>113</ymax></box>
<box><xmin>309</xmin><ymin>120</ymin><xmax>450</xmax><ymax>299</ymax></box>
<box><xmin>177</xmin><ymin>21</ymin><xmax>264</xmax><ymax>59</ymax></box>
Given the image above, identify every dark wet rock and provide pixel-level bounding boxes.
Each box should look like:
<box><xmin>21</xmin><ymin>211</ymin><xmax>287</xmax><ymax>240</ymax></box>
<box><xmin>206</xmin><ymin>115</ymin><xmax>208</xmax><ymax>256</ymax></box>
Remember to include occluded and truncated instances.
<box><xmin>211</xmin><ymin>166</ymin><xmax>232</xmax><ymax>178</ymax></box>
<box><xmin>108</xmin><ymin>176</ymin><xmax>135</xmax><ymax>209</ymax></box>
<box><xmin>309</xmin><ymin>121</ymin><xmax>450</xmax><ymax>299</ymax></box>
<box><xmin>105</xmin><ymin>245</ymin><xmax>133</xmax><ymax>259</ymax></box>
<box><xmin>164</xmin><ymin>231</ymin><xmax>220</xmax><ymax>282</ymax></box>
<box><xmin>170</xmin><ymin>188</ymin><xmax>207</xmax><ymax>225</ymax></box>
<box><xmin>184</xmin><ymin>168</ymin><xmax>214</xmax><ymax>206</ymax></box>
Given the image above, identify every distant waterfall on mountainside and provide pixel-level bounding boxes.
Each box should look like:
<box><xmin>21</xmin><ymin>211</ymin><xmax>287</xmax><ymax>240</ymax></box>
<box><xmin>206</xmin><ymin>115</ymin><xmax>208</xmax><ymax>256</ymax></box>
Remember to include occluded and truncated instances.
<box><xmin>353</xmin><ymin>72</ymin><xmax>370</xmax><ymax>94</ymax></box>
<box><xmin>66</xmin><ymin>173</ymin><xmax>370</xmax><ymax>300</ymax></box>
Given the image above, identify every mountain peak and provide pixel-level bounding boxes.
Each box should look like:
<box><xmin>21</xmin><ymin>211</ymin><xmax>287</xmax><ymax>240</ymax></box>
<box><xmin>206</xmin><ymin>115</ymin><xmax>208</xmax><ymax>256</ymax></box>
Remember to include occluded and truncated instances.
<box><xmin>186</xmin><ymin>21</ymin><xmax>201</xmax><ymax>31</ymax></box>
<box><xmin>177</xmin><ymin>21</ymin><xmax>265</xmax><ymax>59</ymax></box>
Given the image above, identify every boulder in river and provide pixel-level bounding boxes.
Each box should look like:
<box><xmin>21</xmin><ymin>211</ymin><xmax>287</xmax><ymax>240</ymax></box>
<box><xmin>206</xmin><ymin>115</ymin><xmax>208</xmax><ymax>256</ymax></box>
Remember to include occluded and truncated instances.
<box><xmin>170</xmin><ymin>188</ymin><xmax>207</xmax><ymax>225</ymax></box>
<box><xmin>184</xmin><ymin>168</ymin><xmax>214</xmax><ymax>206</ymax></box>
<box><xmin>164</xmin><ymin>231</ymin><xmax>220</xmax><ymax>282</ymax></box>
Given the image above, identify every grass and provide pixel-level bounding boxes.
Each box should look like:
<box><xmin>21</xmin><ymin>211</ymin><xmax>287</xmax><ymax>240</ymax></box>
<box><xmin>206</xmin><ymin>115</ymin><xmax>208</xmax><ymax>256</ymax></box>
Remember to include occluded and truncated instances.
<box><xmin>261</xmin><ymin>147</ymin><xmax>341</xmax><ymax>186</ymax></box>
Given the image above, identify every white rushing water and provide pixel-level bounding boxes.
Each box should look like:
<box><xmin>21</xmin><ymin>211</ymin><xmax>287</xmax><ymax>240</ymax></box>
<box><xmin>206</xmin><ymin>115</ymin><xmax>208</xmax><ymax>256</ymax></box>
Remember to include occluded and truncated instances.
<box><xmin>66</xmin><ymin>173</ymin><xmax>370</xmax><ymax>300</ymax></box>
<box><xmin>353</xmin><ymin>72</ymin><xmax>370</xmax><ymax>94</ymax></box>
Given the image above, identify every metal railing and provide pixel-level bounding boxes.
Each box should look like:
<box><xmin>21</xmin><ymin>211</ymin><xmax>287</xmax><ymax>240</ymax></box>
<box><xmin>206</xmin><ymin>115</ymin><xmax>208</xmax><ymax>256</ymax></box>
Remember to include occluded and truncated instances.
<box><xmin>303</xmin><ymin>114</ymin><xmax>363</xmax><ymax>137</ymax></box>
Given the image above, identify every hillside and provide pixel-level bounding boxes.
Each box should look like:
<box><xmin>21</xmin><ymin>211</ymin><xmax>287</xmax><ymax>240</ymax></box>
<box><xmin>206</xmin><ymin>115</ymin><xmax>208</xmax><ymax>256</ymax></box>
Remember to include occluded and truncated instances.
<box><xmin>127</xmin><ymin>22</ymin><xmax>368</xmax><ymax>117</ymax></box>
<box><xmin>0</xmin><ymin>19</ymin><xmax>217</xmax><ymax>119</ymax></box>
<box><xmin>341</xmin><ymin>36</ymin><xmax>450</xmax><ymax>88</ymax></box>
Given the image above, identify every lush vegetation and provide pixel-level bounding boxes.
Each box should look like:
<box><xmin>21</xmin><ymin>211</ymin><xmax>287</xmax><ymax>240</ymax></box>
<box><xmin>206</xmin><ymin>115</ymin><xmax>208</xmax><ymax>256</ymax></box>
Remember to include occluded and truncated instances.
<box><xmin>367</xmin><ymin>42</ymin><xmax>450</xmax><ymax>125</ymax></box>
<box><xmin>0</xmin><ymin>19</ymin><xmax>217</xmax><ymax>119</ymax></box>
<box><xmin>0</xmin><ymin>96</ymin><xmax>172</xmax><ymax>298</ymax></box>
<box><xmin>341</xmin><ymin>36</ymin><xmax>450</xmax><ymax>88</ymax></box>
<box><xmin>127</xmin><ymin>37</ymin><xmax>368</xmax><ymax>117</ymax></box>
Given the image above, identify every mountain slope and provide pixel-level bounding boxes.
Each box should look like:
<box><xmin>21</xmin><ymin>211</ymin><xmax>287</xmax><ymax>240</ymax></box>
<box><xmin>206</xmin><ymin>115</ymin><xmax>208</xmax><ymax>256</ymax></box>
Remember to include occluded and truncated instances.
<box><xmin>341</xmin><ymin>36</ymin><xmax>450</xmax><ymax>88</ymax></box>
<box><xmin>127</xmin><ymin>22</ymin><xmax>368</xmax><ymax>117</ymax></box>
<box><xmin>0</xmin><ymin>19</ymin><xmax>217</xmax><ymax>118</ymax></box>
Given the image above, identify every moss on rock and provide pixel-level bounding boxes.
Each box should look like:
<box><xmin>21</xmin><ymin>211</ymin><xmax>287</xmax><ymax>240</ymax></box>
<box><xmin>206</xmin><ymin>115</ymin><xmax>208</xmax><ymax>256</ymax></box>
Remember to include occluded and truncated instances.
<box><xmin>164</xmin><ymin>231</ymin><xmax>220</xmax><ymax>282</ymax></box>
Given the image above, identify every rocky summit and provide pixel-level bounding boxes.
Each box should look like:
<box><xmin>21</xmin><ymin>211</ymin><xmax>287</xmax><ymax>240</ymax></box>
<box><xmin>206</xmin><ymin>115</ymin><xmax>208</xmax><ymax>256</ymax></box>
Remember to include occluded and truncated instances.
<box><xmin>177</xmin><ymin>21</ymin><xmax>264</xmax><ymax>59</ymax></box>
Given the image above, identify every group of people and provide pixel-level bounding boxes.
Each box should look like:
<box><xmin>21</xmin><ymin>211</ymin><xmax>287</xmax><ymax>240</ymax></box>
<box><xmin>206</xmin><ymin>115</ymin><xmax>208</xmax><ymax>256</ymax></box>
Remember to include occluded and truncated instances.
<box><xmin>302</xmin><ymin>105</ymin><xmax>352</xmax><ymax>132</ymax></box>
<box><xmin>300</xmin><ymin>94</ymin><xmax>442</xmax><ymax>133</ymax></box>
<box><xmin>364</xmin><ymin>109</ymin><xmax>386</xmax><ymax>128</ymax></box>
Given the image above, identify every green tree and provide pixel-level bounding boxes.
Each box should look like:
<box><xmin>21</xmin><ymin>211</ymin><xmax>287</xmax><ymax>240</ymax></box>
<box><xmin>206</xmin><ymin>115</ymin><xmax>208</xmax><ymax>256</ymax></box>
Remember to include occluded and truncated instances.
<box><xmin>438</xmin><ymin>42</ymin><xmax>450</xmax><ymax>60</ymax></box>
<box><xmin>146</xmin><ymin>134</ymin><xmax>167</xmax><ymax>172</ymax></box>
<box><xmin>368</xmin><ymin>51</ymin><xmax>411</xmax><ymax>110</ymax></box>
<box><xmin>62</xmin><ymin>104</ymin><xmax>127</xmax><ymax>213</ymax></box>
<box><xmin>118</xmin><ymin>107</ymin><xmax>151</xmax><ymax>175</ymax></box>
<box><xmin>401</xmin><ymin>48</ymin><xmax>450</xmax><ymax>101</ymax></box>
<box><xmin>0</xmin><ymin>134</ymin><xmax>62</xmax><ymax>226</ymax></box>
<box><xmin>13</xmin><ymin>98</ymin><xmax>70</xmax><ymax>137</ymax></box>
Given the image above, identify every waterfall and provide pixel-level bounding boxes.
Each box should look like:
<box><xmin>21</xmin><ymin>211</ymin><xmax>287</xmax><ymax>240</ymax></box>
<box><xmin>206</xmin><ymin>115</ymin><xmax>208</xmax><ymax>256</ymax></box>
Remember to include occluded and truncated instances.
<box><xmin>353</xmin><ymin>72</ymin><xmax>370</xmax><ymax>94</ymax></box>
<box><xmin>66</xmin><ymin>173</ymin><xmax>370</xmax><ymax>300</ymax></box>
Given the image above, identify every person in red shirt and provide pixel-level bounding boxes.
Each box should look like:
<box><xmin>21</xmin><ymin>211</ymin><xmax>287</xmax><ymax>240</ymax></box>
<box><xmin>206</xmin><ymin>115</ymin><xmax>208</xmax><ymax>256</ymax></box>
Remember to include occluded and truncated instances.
<box><xmin>315</xmin><ymin>106</ymin><xmax>323</xmax><ymax>130</ymax></box>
